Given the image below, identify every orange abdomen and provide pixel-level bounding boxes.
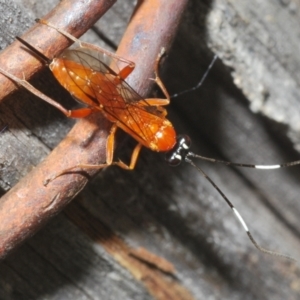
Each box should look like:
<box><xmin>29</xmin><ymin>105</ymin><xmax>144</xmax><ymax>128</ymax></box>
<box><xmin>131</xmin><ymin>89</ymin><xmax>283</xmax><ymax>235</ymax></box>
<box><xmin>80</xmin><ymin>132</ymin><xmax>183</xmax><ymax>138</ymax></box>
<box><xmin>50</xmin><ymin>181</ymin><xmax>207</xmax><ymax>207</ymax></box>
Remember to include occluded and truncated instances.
<box><xmin>50</xmin><ymin>58</ymin><xmax>176</xmax><ymax>152</ymax></box>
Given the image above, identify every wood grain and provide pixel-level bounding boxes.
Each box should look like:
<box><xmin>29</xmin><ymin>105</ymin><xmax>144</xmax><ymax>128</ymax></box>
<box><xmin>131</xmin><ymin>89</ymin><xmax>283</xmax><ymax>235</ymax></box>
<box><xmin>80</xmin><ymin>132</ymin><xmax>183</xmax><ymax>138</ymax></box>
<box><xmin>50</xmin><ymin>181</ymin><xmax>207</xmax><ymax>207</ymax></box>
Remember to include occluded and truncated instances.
<box><xmin>0</xmin><ymin>0</ymin><xmax>300</xmax><ymax>299</ymax></box>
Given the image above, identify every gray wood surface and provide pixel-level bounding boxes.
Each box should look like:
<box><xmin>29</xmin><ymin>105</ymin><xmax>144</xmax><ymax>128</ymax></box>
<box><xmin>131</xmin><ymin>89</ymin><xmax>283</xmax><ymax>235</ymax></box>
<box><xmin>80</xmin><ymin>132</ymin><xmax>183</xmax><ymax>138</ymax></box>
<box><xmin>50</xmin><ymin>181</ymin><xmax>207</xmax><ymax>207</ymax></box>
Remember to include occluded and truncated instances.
<box><xmin>1</xmin><ymin>0</ymin><xmax>300</xmax><ymax>299</ymax></box>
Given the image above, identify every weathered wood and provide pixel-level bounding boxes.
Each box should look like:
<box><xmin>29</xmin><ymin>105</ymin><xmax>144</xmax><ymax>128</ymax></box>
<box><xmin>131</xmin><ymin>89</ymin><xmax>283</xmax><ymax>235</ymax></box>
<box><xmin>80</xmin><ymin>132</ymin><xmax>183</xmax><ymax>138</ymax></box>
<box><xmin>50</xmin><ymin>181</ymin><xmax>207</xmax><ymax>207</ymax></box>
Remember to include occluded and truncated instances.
<box><xmin>1</xmin><ymin>0</ymin><xmax>300</xmax><ymax>299</ymax></box>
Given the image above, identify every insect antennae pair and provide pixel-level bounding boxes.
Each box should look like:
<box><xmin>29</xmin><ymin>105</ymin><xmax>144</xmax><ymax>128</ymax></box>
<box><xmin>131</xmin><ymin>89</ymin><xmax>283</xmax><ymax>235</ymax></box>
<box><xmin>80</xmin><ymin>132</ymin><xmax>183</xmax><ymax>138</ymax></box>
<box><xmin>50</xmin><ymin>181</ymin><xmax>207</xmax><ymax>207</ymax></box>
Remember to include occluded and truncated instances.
<box><xmin>165</xmin><ymin>135</ymin><xmax>297</xmax><ymax>262</ymax></box>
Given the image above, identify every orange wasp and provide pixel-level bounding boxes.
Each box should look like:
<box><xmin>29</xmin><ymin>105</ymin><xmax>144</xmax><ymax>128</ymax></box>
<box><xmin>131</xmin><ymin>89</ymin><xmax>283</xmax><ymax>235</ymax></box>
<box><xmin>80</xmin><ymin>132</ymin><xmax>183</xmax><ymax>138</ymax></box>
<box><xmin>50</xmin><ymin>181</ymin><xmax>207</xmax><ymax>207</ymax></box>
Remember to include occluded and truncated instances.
<box><xmin>1</xmin><ymin>19</ymin><xmax>176</xmax><ymax>173</ymax></box>
<box><xmin>0</xmin><ymin>19</ymin><xmax>300</xmax><ymax>261</ymax></box>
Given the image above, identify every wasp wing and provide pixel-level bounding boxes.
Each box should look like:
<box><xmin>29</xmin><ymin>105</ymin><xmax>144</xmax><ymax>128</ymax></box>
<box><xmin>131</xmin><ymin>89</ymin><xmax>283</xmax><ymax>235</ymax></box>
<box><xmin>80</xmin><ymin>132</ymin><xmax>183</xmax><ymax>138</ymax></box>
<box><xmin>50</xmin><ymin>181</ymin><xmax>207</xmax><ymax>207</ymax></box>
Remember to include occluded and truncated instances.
<box><xmin>60</xmin><ymin>47</ymin><xmax>167</xmax><ymax>144</ymax></box>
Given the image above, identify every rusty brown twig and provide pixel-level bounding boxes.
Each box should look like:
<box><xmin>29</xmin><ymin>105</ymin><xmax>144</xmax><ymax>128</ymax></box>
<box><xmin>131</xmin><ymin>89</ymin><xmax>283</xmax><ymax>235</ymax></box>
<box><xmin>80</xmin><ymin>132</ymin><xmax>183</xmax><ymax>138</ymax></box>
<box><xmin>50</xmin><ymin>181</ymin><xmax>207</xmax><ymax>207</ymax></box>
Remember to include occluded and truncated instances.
<box><xmin>0</xmin><ymin>0</ymin><xmax>188</xmax><ymax>258</ymax></box>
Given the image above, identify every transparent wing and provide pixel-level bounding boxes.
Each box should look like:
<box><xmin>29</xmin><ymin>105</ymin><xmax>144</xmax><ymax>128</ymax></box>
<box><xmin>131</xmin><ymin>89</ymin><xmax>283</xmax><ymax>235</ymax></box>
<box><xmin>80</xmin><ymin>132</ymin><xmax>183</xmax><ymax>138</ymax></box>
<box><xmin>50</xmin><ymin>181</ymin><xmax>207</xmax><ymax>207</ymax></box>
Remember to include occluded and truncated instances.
<box><xmin>60</xmin><ymin>48</ymin><xmax>167</xmax><ymax>144</ymax></box>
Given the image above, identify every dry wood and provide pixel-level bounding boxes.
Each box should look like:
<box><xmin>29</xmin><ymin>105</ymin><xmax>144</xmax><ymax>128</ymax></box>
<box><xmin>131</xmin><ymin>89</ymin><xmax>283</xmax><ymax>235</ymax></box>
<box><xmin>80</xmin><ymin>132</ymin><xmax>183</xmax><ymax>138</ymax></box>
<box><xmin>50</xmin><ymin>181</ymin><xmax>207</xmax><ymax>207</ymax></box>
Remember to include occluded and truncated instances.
<box><xmin>0</xmin><ymin>0</ymin><xmax>300</xmax><ymax>300</ymax></box>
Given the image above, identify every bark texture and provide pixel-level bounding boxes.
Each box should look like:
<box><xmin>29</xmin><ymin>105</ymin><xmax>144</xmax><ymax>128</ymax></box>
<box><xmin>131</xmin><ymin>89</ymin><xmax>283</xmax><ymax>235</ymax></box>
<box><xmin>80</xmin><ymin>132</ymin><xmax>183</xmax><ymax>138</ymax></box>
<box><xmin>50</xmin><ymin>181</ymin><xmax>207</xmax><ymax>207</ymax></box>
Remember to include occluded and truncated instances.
<box><xmin>1</xmin><ymin>0</ymin><xmax>300</xmax><ymax>299</ymax></box>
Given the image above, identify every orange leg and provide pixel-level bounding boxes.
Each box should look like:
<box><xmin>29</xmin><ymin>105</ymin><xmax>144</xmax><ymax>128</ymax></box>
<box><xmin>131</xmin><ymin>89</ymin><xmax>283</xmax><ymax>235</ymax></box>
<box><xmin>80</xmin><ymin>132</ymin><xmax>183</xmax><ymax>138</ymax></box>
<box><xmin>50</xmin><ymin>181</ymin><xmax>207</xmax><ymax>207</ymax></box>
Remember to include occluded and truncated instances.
<box><xmin>136</xmin><ymin>48</ymin><xmax>171</xmax><ymax>107</ymax></box>
<box><xmin>135</xmin><ymin>48</ymin><xmax>170</xmax><ymax>112</ymax></box>
<box><xmin>105</xmin><ymin>124</ymin><xmax>118</xmax><ymax>164</ymax></box>
<box><xmin>113</xmin><ymin>142</ymin><xmax>143</xmax><ymax>170</ymax></box>
<box><xmin>0</xmin><ymin>67</ymin><xmax>95</xmax><ymax>118</ymax></box>
<box><xmin>140</xmin><ymin>98</ymin><xmax>169</xmax><ymax>106</ymax></box>
<box><xmin>153</xmin><ymin>48</ymin><xmax>171</xmax><ymax>103</ymax></box>
<box><xmin>117</xmin><ymin>64</ymin><xmax>135</xmax><ymax>80</ymax></box>
<box><xmin>67</xmin><ymin>108</ymin><xmax>95</xmax><ymax>118</ymax></box>
<box><xmin>44</xmin><ymin>123</ymin><xmax>143</xmax><ymax>185</ymax></box>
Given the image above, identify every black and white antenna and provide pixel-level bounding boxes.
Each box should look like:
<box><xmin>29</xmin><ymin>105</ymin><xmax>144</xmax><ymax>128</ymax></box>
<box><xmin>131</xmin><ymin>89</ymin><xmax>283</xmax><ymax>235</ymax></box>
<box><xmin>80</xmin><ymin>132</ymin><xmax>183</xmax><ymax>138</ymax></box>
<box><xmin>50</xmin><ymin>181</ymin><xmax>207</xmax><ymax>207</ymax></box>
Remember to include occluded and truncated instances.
<box><xmin>171</xmin><ymin>54</ymin><xmax>218</xmax><ymax>99</ymax></box>
<box><xmin>166</xmin><ymin>135</ymin><xmax>299</xmax><ymax>262</ymax></box>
